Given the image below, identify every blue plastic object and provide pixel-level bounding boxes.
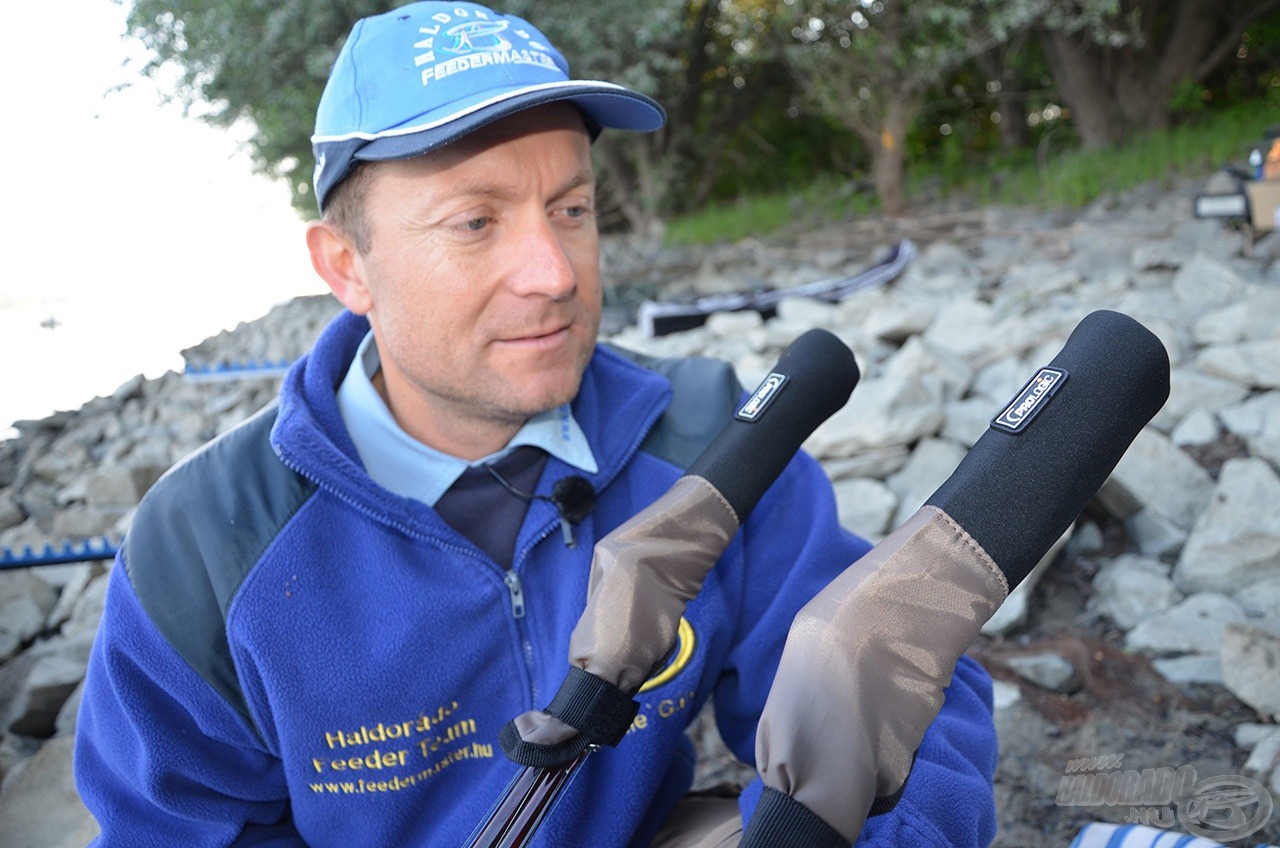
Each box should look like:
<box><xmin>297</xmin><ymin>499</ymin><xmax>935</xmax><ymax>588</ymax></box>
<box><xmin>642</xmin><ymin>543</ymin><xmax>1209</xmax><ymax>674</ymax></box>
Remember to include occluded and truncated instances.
<box><xmin>0</xmin><ymin>536</ymin><xmax>119</xmax><ymax>569</ymax></box>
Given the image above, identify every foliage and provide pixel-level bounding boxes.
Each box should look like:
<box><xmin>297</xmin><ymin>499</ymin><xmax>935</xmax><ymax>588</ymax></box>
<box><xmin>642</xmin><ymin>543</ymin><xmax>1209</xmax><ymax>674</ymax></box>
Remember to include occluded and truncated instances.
<box><xmin>124</xmin><ymin>0</ymin><xmax>395</xmax><ymax>213</ymax></box>
<box><xmin>779</xmin><ymin>0</ymin><xmax>1048</xmax><ymax>214</ymax></box>
<box><xmin>665</xmin><ymin>89</ymin><xmax>1275</xmax><ymax>246</ymax></box>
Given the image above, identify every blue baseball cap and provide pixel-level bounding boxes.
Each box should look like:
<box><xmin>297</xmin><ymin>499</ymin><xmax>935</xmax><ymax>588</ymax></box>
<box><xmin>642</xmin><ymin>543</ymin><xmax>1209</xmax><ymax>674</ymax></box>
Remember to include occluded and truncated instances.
<box><xmin>311</xmin><ymin>1</ymin><xmax>666</xmax><ymax>212</ymax></box>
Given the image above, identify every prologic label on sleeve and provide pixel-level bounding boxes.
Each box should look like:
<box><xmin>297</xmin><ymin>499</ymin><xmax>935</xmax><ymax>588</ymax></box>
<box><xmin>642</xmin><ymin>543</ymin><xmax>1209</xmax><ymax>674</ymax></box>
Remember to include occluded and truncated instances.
<box><xmin>736</xmin><ymin>373</ymin><xmax>789</xmax><ymax>422</ymax></box>
<box><xmin>992</xmin><ymin>368</ymin><xmax>1068</xmax><ymax>434</ymax></box>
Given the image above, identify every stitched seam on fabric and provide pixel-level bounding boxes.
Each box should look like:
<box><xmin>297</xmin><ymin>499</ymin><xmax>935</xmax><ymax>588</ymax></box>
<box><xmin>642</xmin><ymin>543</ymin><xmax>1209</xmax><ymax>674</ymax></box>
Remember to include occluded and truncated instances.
<box><xmin>924</xmin><ymin>505</ymin><xmax>1010</xmax><ymax>598</ymax></box>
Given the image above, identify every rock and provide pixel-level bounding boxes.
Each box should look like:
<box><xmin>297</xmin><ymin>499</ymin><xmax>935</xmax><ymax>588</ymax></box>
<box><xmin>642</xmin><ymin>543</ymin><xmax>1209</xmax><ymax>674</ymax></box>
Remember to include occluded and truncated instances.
<box><xmin>1151</xmin><ymin>368</ymin><xmax>1250</xmax><ymax>433</ymax></box>
<box><xmin>1193</xmin><ymin>289</ymin><xmax>1280</xmax><ymax>344</ymax></box>
<box><xmin>920</xmin><ymin>299</ymin><xmax>1001</xmax><ymax>362</ymax></box>
<box><xmin>981</xmin><ymin>531</ymin><xmax>1067</xmax><ymax>636</ymax></box>
<box><xmin>1125</xmin><ymin>593</ymin><xmax>1247</xmax><ymax>655</ymax></box>
<box><xmin>0</xmin><ymin>490</ymin><xmax>22</xmax><ymax>533</ymax></box>
<box><xmin>805</xmin><ymin>375</ymin><xmax>945</xmax><ymax>457</ymax></box>
<box><xmin>1171</xmin><ymin>252</ymin><xmax>1245</xmax><ymax>311</ymax></box>
<box><xmin>1219</xmin><ymin>391</ymin><xmax>1280</xmax><ymax>468</ymax></box>
<box><xmin>1169</xmin><ymin>407</ymin><xmax>1219</xmax><ymax>447</ymax></box>
<box><xmin>1152</xmin><ymin>653</ymin><xmax>1223</xmax><ymax>685</ymax></box>
<box><xmin>862</xmin><ymin>298</ymin><xmax>937</xmax><ymax>343</ymax></box>
<box><xmin>1122</xmin><ymin>507</ymin><xmax>1187</xmax><ymax>558</ymax></box>
<box><xmin>0</xmin><ymin>573</ymin><xmax>57</xmax><ymax>662</ymax></box>
<box><xmin>1101</xmin><ymin>429</ymin><xmax>1214</xmax><ymax>528</ymax></box>
<box><xmin>1234</xmin><ymin>574</ymin><xmax>1280</xmax><ymax>619</ymax></box>
<box><xmin>884</xmin><ymin>438</ymin><xmax>967</xmax><ymax>528</ymax></box>
<box><xmin>0</xmin><ymin>736</ymin><xmax>99</xmax><ymax>848</ymax></box>
<box><xmin>1195</xmin><ymin>339</ymin><xmax>1280</xmax><ymax>389</ymax></box>
<box><xmin>832</xmin><ymin>477</ymin><xmax>898</xmax><ymax>542</ymax></box>
<box><xmin>1006</xmin><ymin>652</ymin><xmax>1080</xmax><ymax>693</ymax></box>
<box><xmin>1235</xmin><ymin>723</ymin><xmax>1280</xmax><ymax>750</ymax></box>
<box><xmin>941</xmin><ymin>396</ymin><xmax>998</xmax><ymax>448</ymax></box>
<box><xmin>1091</xmin><ymin>555</ymin><xmax>1183</xmax><ymax>631</ymax></box>
<box><xmin>1</xmin><ymin>651</ymin><xmax>86</xmax><ymax>737</ymax></box>
<box><xmin>1243</xmin><ymin>728</ymin><xmax>1280</xmax><ymax>777</ymax></box>
<box><xmin>990</xmin><ymin>679</ymin><xmax>1023</xmax><ymax>711</ymax></box>
<box><xmin>882</xmin><ymin>337</ymin><xmax>972</xmax><ymax>402</ymax></box>
<box><xmin>1176</xmin><ymin>458</ymin><xmax>1280</xmax><ymax>593</ymax></box>
<box><xmin>1221</xmin><ymin>622</ymin><xmax>1280</xmax><ymax>720</ymax></box>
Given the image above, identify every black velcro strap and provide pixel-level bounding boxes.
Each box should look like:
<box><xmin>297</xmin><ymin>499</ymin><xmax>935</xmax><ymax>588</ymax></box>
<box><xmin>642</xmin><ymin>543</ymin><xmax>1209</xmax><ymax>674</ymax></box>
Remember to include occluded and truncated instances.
<box><xmin>740</xmin><ymin>786</ymin><xmax>848</xmax><ymax>848</ymax></box>
<box><xmin>498</xmin><ymin>720</ymin><xmax>593</xmax><ymax>769</ymax></box>
<box><xmin>545</xmin><ymin>666</ymin><xmax>639</xmax><ymax>748</ymax></box>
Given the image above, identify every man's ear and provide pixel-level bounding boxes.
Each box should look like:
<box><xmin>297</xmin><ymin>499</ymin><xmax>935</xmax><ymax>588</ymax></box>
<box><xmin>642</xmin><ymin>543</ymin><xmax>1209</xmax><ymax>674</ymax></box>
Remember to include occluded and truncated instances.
<box><xmin>307</xmin><ymin>220</ymin><xmax>373</xmax><ymax>315</ymax></box>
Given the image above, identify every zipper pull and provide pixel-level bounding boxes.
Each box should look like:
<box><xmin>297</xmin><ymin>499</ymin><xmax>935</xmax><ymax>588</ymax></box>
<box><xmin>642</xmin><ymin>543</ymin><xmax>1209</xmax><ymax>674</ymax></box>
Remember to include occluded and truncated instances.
<box><xmin>503</xmin><ymin>571</ymin><xmax>526</xmax><ymax>619</ymax></box>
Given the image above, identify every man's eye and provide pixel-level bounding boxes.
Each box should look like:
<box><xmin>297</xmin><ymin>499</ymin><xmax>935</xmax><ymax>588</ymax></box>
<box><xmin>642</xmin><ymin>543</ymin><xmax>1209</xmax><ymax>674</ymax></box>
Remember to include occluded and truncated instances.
<box><xmin>464</xmin><ymin>217</ymin><xmax>491</xmax><ymax>231</ymax></box>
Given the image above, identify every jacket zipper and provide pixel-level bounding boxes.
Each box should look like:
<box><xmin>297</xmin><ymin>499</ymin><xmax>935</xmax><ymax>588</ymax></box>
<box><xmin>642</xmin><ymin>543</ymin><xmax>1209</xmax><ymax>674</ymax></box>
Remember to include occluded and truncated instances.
<box><xmin>503</xmin><ymin>571</ymin><xmax>526</xmax><ymax>619</ymax></box>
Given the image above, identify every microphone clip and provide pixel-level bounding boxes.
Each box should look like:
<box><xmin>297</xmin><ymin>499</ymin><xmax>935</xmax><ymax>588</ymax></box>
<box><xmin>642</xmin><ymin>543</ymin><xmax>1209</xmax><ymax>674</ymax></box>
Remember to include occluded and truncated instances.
<box><xmin>486</xmin><ymin>466</ymin><xmax>596</xmax><ymax>549</ymax></box>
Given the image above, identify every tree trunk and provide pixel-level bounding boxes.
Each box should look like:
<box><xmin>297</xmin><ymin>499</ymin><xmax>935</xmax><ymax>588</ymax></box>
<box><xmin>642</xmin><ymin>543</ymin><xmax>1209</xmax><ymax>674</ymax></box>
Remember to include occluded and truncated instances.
<box><xmin>861</xmin><ymin>97</ymin><xmax>917</xmax><ymax>217</ymax></box>
<box><xmin>976</xmin><ymin>36</ymin><xmax>1033</xmax><ymax>152</ymax></box>
<box><xmin>1040</xmin><ymin>0</ymin><xmax>1280</xmax><ymax>149</ymax></box>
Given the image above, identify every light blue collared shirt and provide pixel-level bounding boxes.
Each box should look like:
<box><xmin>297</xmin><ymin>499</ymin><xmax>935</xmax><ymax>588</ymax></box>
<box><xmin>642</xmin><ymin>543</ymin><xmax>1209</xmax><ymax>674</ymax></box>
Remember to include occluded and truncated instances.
<box><xmin>336</xmin><ymin>331</ymin><xmax>598</xmax><ymax>506</ymax></box>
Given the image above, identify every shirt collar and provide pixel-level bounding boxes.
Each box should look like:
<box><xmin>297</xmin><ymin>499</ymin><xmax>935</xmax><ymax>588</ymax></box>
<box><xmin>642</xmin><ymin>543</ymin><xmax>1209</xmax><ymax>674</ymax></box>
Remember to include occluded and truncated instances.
<box><xmin>336</xmin><ymin>331</ymin><xmax>598</xmax><ymax>506</ymax></box>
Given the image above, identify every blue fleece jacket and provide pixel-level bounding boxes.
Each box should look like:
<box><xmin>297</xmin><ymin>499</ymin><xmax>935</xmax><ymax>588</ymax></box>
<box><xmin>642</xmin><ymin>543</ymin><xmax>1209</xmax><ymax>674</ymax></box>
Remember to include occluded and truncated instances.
<box><xmin>75</xmin><ymin>310</ymin><xmax>998</xmax><ymax>847</ymax></box>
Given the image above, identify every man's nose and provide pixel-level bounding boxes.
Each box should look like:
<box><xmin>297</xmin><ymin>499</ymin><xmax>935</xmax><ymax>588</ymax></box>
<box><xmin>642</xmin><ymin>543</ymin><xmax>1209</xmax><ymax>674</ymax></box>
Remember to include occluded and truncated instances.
<box><xmin>507</xmin><ymin>216</ymin><xmax>577</xmax><ymax>300</ymax></box>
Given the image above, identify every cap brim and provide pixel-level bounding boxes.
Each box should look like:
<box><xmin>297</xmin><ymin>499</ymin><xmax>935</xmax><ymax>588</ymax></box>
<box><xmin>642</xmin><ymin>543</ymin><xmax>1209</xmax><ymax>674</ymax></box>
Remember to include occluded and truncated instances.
<box><xmin>352</xmin><ymin>81</ymin><xmax>664</xmax><ymax>162</ymax></box>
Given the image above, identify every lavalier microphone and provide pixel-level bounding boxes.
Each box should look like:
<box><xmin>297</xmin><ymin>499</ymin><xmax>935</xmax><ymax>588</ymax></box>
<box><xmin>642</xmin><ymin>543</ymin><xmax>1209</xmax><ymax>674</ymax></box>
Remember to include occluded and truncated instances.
<box><xmin>486</xmin><ymin>466</ymin><xmax>596</xmax><ymax>548</ymax></box>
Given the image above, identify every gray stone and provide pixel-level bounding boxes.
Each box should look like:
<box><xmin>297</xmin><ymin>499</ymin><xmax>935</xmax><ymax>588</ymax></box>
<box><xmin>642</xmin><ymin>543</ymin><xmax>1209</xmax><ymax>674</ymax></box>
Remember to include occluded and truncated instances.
<box><xmin>1122</xmin><ymin>507</ymin><xmax>1187</xmax><ymax>557</ymax></box>
<box><xmin>1091</xmin><ymin>555</ymin><xmax>1183</xmax><ymax>630</ymax></box>
<box><xmin>1221</xmin><ymin>622</ymin><xmax>1280</xmax><ymax>720</ymax></box>
<box><xmin>920</xmin><ymin>299</ymin><xmax>1001</xmax><ymax>362</ymax></box>
<box><xmin>2</xmin><ymin>651</ymin><xmax>86</xmax><ymax>737</ymax></box>
<box><xmin>0</xmin><ymin>490</ymin><xmax>22</xmax><ymax>533</ymax></box>
<box><xmin>1234</xmin><ymin>575</ymin><xmax>1280</xmax><ymax>619</ymax></box>
<box><xmin>884</xmin><ymin>438</ymin><xmax>967</xmax><ymax>528</ymax></box>
<box><xmin>832</xmin><ymin>477</ymin><xmax>898</xmax><ymax>541</ymax></box>
<box><xmin>1102</xmin><ymin>429</ymin><xmax>1214</xmax><ymax>528</ymax></box>
<box><xmin>1067</xmin><ymin>521</ymin><xmax>1105</xmax><ymax>557</ymax></box>
<box><xmin>1150</xmin><ymin>368</ymin><xmax>1250</xmax><ymax>433</ymax></box>
<box><xmin>1219</xmin><ymin>391</ymin><xmax>1280</xmax><ymax>438</ymax></box>
<box><xmin>1171</xmin><ymin>252</ymin><xmax>1246</xmax><ymax>310</ymax></box>
<box><xmin>1243</xmin><ymin>728</ymin><xmax>1280</xmax><ymax>777</ymax></box>
<box><xmin>1196</xmin><ymin>339</ymin><xmax>1280</xmax><ymax>390</ymax></box>
<box><xmin>981</xmin><ymin>531</ymin><xmax>1067</xmax><ymax>636</ymax></box>
<box><xmin>942</xmin><ymin>396</ymin><xmax>1000</xmax><ymax>448</ymax></box>
<box><xmin>0</xmin><ymin>736</ymin><xmax>99</xmax><ymax>848</ymax></box>
<box><xmin>821</xmin><ymin>447</ymin><xmax>911</xmax><ymax>482</ymax></box>
<box><xmin>1235</xmin><ymin>723</ymin><xmax>1280</xmax><ymax>750</ymax></box>
<box><xmin>1152</xmin><ymin>653</ymin><xmax>1223</xmax><ymax>685</ymax></box>
<box><xmin>0</xmin><ymin>573</ymin><xmax>57</xmax><ymax>662</ymax></box>
<box><xmin>990</xmin><ymin>679</ymin><xmax>1023</xmax><ymax>711</ymax></box>
<box><xmin>1007</xmin><ymin>652</ymin><xmax>1080</xmax><ymax>693</ymax></box>
<box><xmin>1132</xmin><ymin>240</ymin><xmax>1191</xmax><ymax>271</ymax></box>
<box><xmin>1125</xmin><ymin>592</ymin><xmax>1246</xmax><ymax>654</ymax></box>
<box><xmin>862</xmin><ymin>298</ymin><xmax>937</xmax><ymax>343</ymax></box>
<box><xmin>1169</xmin><ymin>407</ymin><xmax>1219</xmax><ymax>447</ymax></box>
<box><xmin>1193</xmin><ymin>288</ymin><xmax>1280</xmax><ymax>344</ymax></box>
<box><xmin>805</xmin><ymin>375</ymin><xmax>945</xmax><ymax>458</ymax></box>
<box><xmin>1176</xmin><ymin>458</ymin><xmax>1280</xmax><ymax>593</ymax></box>
<box><xmin>1219</xmin><ymin>391</ymin><xmax>1280</xmax><ymax>468</ymax></box>
<box><xmin>883</xmin><ymin>337</ymin><xmax>973</xmax><ymax>402</ymax></box>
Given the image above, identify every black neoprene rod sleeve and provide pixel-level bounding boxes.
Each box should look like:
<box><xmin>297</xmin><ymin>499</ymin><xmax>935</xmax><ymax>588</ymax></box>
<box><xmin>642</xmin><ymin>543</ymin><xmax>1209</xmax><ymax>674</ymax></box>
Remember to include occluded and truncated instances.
<box><xmin>687</xmin><ymin>328</ymin><xmax>860</xmax><ymax>519</ymax></box>
<box><xmin>926</xmin><ymin>309</ymin><xmax>1170</xmax><ymax>589</ymax></box>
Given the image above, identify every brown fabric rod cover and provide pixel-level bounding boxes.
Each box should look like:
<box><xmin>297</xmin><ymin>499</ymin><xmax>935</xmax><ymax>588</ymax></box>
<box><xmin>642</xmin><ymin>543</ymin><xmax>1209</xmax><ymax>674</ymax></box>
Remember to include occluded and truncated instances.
<box><xmin>753</xmin><ymin>505</ymin><xmax>1009</xmax><ymax>843</ymax></box>
<box><xmin>510</xmin><ymin>475</ymin><xmax>740</xmax><ymax>744</ymax></box>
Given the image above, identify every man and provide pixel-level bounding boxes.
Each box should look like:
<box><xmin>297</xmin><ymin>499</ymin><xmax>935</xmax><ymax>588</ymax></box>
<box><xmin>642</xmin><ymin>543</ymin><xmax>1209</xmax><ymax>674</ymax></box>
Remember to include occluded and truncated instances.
<box><xmin>75</xmin><ymin>3</ymin><xmax>998</xmax><ymax>845</ymax></box>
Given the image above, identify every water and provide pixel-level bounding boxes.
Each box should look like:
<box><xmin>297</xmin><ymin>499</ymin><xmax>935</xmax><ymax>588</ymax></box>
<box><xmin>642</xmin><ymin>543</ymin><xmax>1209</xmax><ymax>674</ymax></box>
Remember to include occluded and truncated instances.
<box><xmin>0</xmin><ymin>0</ymin><xmax>325</xmax><ymax>440</ymax></box>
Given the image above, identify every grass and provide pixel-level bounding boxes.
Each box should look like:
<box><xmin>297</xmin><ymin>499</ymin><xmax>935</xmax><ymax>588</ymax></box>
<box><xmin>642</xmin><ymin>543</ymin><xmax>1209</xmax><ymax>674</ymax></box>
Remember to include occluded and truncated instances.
<box><xmin>665</xmin><ymin>93</ymin><xmax>1277</xmax><ymax>246</ymax></box>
